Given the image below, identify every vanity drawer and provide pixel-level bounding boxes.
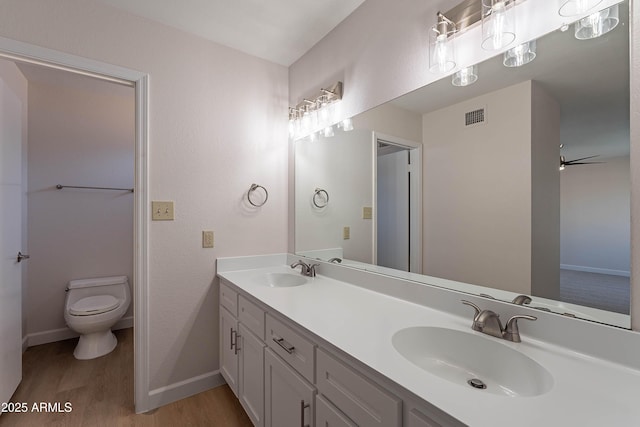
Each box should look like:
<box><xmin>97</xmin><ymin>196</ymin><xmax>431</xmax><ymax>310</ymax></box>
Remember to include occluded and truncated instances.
<box><xmin>317</xmin><ymin>348</ymin><xmax>401</xmax><ymax>427</ymax></box>
<box><xmin>239</xmin><ymin>295</ymin><xmax>265</xmax><ymax>340</ymax></box>
<box><xmin>220</xmin><ymin>281</ymin><xmax>238</xmax><ymax>316</ymax></box>
<box><xmin>265</xmin><ymin>314</ymin><xmax>315</xmax><ymax>383</ymax></box>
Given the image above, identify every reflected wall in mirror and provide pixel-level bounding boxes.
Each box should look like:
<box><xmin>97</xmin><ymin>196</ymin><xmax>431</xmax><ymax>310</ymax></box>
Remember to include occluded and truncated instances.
<box><xmin>294</xmin><ymin>0</ymin><xmax>630</xmax><ymax>328</ymax></box>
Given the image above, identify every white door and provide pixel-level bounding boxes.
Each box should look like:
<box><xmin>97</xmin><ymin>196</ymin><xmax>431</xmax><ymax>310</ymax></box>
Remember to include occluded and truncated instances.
<box><xmin>0</xmin><ymin>78</ymin><xmax>23</xmax><ymax>405</ymax></box>
<box><xmin>377</xmin><ymin>149</ymin><xmax>410</xmax><ymax>271</ymax></box>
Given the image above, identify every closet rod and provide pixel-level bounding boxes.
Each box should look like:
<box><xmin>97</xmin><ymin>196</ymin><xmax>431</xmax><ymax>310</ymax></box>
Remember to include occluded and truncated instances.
<box><xmin>56</xmin><ymin>184</ymin><xmax>134</xmax><ymax>193</ymax></box>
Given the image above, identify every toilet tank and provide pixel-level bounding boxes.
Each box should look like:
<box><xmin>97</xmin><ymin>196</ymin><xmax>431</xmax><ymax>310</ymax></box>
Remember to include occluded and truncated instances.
<box><xmin>67</xmin><ymin>276</ymin><xmax>128</xmax><ymax>290</ymax></box>
<box><xmin>66</xmin><ymin>276</ymin><xmax>130</xmax><ymax>304</ymax></box>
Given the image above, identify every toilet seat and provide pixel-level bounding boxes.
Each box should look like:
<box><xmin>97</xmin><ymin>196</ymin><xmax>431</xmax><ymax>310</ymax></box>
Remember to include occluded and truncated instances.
<box><xmin>69</xmin><ymin>295</ymin><xmax>120</xmax><ymax>316</ymax></box>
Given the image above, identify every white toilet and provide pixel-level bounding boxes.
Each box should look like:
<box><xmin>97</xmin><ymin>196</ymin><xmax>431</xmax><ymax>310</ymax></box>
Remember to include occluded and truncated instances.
<box><xmin>64</xmin><ymin>276</ymin><xmax>131</xmax><ymax>360</ymax></box>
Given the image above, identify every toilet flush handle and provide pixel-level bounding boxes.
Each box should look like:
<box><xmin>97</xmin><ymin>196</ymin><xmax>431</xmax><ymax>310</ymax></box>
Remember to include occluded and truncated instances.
<box><xmin>17</xmin><ymin>251</ymin><xmax>30</xmax><ymax>262</ymax></box>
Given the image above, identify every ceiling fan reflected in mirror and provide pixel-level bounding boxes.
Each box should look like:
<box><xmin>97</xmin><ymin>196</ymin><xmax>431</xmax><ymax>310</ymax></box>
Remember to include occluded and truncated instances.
<box><xmin>559</xmin><ymin>155</ymin><xmax>603</xmax><ymax>171</ymax></box>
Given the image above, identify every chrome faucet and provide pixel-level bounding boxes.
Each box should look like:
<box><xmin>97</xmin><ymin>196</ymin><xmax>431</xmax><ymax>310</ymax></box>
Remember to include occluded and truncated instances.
<box><xmin>290</xmin><ymin>260</ymin><xmax>319</xmax><ymax>277</ymax></box>
<box><xmin>512</xmin><ymin>294</ymin><xmax>532</xmax><ymax>305</ymax></box>
<box><xmin>462</xmin><ymin>300</ymin><xmax>537</xmax><ymax>343</ymax></box>
<box><xmin>328</xmin><ymin>257</ymin><xmax>342</xmax><ymax>263</ymax></box>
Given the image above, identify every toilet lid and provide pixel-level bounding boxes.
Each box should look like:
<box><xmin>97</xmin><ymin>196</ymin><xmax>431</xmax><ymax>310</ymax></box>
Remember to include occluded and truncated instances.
<box><xmin>69</xmin><ymin>295</ymin><xmax>120</xmax><ymax>316</ymax></box>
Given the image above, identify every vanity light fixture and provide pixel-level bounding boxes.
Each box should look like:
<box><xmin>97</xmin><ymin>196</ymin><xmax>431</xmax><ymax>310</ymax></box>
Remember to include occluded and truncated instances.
<box><xmin>482</xmin><ymin>0</ymin><xmax>516</xmax><ymax>50</ymax></box>
<box><xmin>452</xmin><ymin>65</ymin><xmax>478</xmax><ymax>86</ymax></box>
<box><xmin>558</xmin><ymin>0</ymin><xmax>604</xmax><ymax>17</ymax></box>
<box><xmin>574</xmin><ymin>4</ymin><xmax>619</xmax><ymax>40</ymax></box>
<box><xmin>503</xmin><ymin>40</ymin><xmax>536</xmax><ymax>67</ymax></box>
<box><xmin>429</xmin><ymin>12</ymin><xmax>457</xmax><ymax>73</ymax></box>
<box><xmin>289</xmin><ymin>81</ymin><xmax>343</xmax><ymax>140</ymax></box>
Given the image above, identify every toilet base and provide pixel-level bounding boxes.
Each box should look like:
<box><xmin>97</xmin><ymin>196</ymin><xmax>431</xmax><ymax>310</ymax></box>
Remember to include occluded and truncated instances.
<box><xmin>73</xmin><ymin>329</ymin><xmax>118</xmax><ymax>360</ymax></box>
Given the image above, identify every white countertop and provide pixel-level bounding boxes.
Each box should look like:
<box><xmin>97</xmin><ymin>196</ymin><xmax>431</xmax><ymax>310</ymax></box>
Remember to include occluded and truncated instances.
<box><xmin>218</xmin><ymin>261</ymin><xmax>640</xmax><ymax>427</ymax></box>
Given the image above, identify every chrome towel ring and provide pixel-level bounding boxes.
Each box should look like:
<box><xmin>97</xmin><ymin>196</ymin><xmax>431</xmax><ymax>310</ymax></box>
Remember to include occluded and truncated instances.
<box><xmin>313</xmin><ymin>188</ymin><xmax>329</xmax><ymax>208</ymax></box>
<box><xmin>248</xmin><ymin>183</ymin><xmax>268</xmax><ymax>207</ymax></box>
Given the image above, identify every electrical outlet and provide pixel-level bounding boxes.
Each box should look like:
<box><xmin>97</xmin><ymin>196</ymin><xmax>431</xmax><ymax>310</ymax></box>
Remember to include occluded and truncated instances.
<box><xmin>362</xmin><ymin>207</ymin><xmax>373</xmax><ymax>219</ymax></box>
<box><xmin>202</xmin><ymin>231</ymin><xmax>214</xmax><ymax>248</ymax></box>
<box><xmin>152</xmin><ymin>201</ymin><xmax>174</xmax><ymax>220</ymax></box>
<box><xmin>343</xmin><ymin>226</ymin><xmax>350</xmax><ymax>240</ymax></box>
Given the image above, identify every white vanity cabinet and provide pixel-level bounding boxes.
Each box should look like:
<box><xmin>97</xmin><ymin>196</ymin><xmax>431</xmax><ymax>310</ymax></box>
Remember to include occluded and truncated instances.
<box><xmin>219</xmin><ymin>282</ymin><xmax>266</xmax><ymax>427</ymax></box>
<box><xmin>219</xmin><ymin>278</ymin><xmax>464</xmax><ymax>427</ymax></box>
<box><xmin>265</xmin><ymin>348</ymin><xmax>316</xmax><ymax>427</ymax></box>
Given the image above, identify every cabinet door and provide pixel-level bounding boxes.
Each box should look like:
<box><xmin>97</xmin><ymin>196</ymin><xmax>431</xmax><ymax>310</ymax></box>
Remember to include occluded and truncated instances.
<box><xmin>265</xmin><ymin>348</ymin><xmax>315</xmax><ymax>427</ymax></box>
<box><xmin>239</xmin><ymin>323</ymin><xmax>265</xmax><ymax>427</ymax></box>
<box><xmin>316</xmin><ymin>394</ymin><xmax>357</xmax><ymax>427</ymax></box>
<box><xmin>220</xmin><ymin>306</ymin><xmax>239</xmax><ymax>396</ymax></box>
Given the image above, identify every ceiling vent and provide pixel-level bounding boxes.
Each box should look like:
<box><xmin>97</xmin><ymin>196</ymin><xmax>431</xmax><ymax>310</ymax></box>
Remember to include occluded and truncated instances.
<box><xmin>465</xmin><ymin>107</ymin><xmax>486</xmax><ymax>127</ymax></box>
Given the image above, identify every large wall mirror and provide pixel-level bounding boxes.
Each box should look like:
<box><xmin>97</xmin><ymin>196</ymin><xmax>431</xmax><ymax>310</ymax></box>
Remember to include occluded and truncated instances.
<box><xmin>294</xmin><ymin>0</ymin><xmax>630</xmax><ymax>328</ymax></box>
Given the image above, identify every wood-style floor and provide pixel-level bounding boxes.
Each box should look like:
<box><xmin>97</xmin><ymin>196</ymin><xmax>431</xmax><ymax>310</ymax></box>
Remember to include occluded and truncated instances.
<box><xmin>0</xmin><ymin>328</ymin><xmax>253</xmax><ymax>427</ymax></box>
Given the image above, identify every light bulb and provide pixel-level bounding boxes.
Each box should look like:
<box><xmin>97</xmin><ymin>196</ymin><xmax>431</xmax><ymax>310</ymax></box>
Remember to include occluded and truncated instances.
<box><xmin>323</xmin><ymin>126</ymin><xmax>335</xmax><ymax>138</ymax></box>
<box><xmin>341</xmin><ymin>118</ymin><xmax>354</xmax><ymax>131</ymax></box>
<box><xmin>482</xmin><ymin>0</ymin><xmax>515</xmax><ymax>50</ymax></box>
<box><xmin>452</xmin><ymin>65</ymin><xmax>478</xmax><ymax>86</ymax></box>
<box><xmin>575</xmin><ymin>4</ymin><xmax>619</xmax><ymax>40</ymax></box>
<box><xmin>429</xmin><ymin>16</ymin><xmax>456</xmax><ymax>74</ymax></box>
<box><xmin>503</xmin><ymin>40</ymin><xmax>536</xmax><ymax>67</ymax></box>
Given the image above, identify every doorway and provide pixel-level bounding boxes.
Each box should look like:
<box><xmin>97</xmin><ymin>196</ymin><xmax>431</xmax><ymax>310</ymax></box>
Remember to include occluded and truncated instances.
<box><xmin>374</xmin><ymin>133</ymin><xmax>422</xmax><ymax>273</ymax></box>
<box><xmin>0</xmin><ymin>38</ymin><xmax>150</xmax><ymax>413</ymax></box>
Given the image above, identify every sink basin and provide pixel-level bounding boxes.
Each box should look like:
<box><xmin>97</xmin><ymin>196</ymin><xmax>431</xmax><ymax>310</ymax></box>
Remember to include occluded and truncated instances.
<box><xmin>392</xmin><ymin>327</ymin><xmax>553</xmax><ymax>397</ymax></box>
<box><xmin>264</xmin><ymin>273</ymin><xmax>308</xmax><ymax>288</ymax></box>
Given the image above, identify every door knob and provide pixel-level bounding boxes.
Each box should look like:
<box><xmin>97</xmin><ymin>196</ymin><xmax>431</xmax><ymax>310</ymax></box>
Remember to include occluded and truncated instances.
<box><xmin>17</xmin><ymin>252</ymin><xmax>30</xmax><ymax>262</ymax></box>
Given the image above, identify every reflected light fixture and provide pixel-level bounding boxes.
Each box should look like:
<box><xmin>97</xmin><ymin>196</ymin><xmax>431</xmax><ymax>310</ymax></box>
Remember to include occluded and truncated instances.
<box><xmin>575</xmin><ymin>4</ymin><xmax>619</xmax><ymax>40</ymax></box>
<box><xmin>481</xmin><ymin>0</ymin><xmax>516</xmax><ymax>50</ymax></box>
<box><xmin>323</xmin><ymin>126</ymin><xmax>335</xmax><ymax>138</ymax></box>
<box><xmin>452</xmin><ymin>65</ymin><xmax>478</xmax><ymax>86</ymax></box>
<box><xmin>429</xmin><ymin>12</ymin><xmax>456</xmax><ymax>73</ymax></box>
<box><xmin>503</xmin><ymin>40</ymin><xmax>536</xmax><ymax>67</ymax></box>
<box><xmin>288</xmin><ymin>81</ymin><xmax>343</xmax><ymax>140</ymax></box>
<box><xmin>558</xmin><ymin>0</ymin><xmax>604</xmax><ymax>17</ymax></box>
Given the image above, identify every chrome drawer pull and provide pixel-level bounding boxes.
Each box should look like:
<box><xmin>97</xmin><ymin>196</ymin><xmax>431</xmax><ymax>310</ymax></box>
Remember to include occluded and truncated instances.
<box><xmin>235</xmin><ymin>334</ymin><xmax>241</xmax><ymax>355</ymax></box>
<box><xmin>273</xmin><ymin>337</ymin><xmax>295</xmax><ymax>354</ymax></box>
<box><xmin>300</xmin><ymin>400</ymin><xmax>310</xmax><ymax>427</ymax></box>
<box><xmin>230</xmin><ymin>328</ymin><xmax>237</xmax><ymax>350</ymax></box>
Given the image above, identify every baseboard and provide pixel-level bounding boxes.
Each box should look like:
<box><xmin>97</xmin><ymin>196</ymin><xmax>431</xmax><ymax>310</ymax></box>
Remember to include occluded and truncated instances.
<box><xmin>561</xmin><ymin>264</ymin><xmax>631</xmax><ymax>277</ymax></box>
<box><xmin>26</xmin><ymin>316</ymin><xmax>134</xmax><ymax>348</ymax></box>
<box><xmin>147</xmin><ymin>371</ymin><xmax>226</xmax><ymax>411</ymax></box>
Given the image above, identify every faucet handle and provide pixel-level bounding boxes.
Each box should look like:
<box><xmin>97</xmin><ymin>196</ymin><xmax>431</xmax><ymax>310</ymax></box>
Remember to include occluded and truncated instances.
<box><xmin>309</xmin><ymin>263</ymin><xmax>320</xmax><ymax>277</ymax></box>
<box><xmin>503</xmin><ymin>314</ymin><xmax>537</xmax><ymax>343</ymax></box>
<box><xmin>512</xmin><ymin>295</ymin><xmax>532</xmax><ymax>305</ymax></box>
<box><xmin>461</xmin><ymin>300</ymin><xmax>481</xmax><ymax>319</ymax></box>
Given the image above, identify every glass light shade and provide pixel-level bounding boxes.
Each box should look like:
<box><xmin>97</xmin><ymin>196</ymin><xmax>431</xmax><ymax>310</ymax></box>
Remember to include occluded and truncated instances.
<box><xmin>482</xmin><ymin>0</ymin><xmax>516</xmax><ymax>50</ymax></box>
<box><xmin>452</xmin><ymin>65</ymin><xmax>478</xmax><ymax>86</ymax></box>
<box><xmin>323</xmin><ymin>126</ymin><xmax>335</xmax><ymax>138</ymax></box>
<box><xmin>503</xmin><ymin>40</ymin><xmax>536</xmax><ymax>67</ymax></box>
<box><xmin>429</xmin><ymin>27</ymin><xmax>456</xmax><ymax>73</ymax></box>
<box><xmin>341</xmin><ymin>118</ymin><xmax>354</xmax><ymax>131</ymax></box>
<box><xmin>558</xmin><ymin>0</ymin><xmax>604</xmax><ymax>17</ymax></box>
<box><xmin>575</xmin><ymin>4</ymin><xmax>619</xmax><ymax>40</ymax></box>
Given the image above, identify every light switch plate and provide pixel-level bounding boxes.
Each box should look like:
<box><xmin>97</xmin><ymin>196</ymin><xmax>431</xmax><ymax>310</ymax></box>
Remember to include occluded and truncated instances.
<box><xmin>202</xmin><ymin>231</ymin><xmax>214</xmax><ymax>248</ymax></box>
<box><xmin>152</xmin><ymin>201</ymin><xmax>174</xmax><ymax>220</ymax></box>
<box><xmin>343</xmin><ymin>226</ymin><xmax>350</xmax><ymax>240</ymax></box>
<box><xmin>362</xmin><ymin>207</ymin><xmax>373</xmax><ymax>219</ymax></box>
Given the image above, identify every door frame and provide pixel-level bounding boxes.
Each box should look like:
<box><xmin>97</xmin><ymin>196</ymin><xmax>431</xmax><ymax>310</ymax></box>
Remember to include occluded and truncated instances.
<box><xmin>372</xmin><ymin>132</ymin><xmax>422</xmax><ymax>274</ymax></box>
<box><xmin>0</xmin><ymin>36</ymin><xmax>151</xmax><ymax>413</ymax></box>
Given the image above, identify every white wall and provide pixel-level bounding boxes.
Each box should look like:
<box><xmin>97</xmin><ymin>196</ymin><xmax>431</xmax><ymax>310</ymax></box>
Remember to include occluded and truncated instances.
<box><xmin>295</xmin><ymin>129</ymin><xmax>373</xmax><ymax>263</ymax></box>
<box><xmin>26</xmin><ymin>74</ymin><xmax>135</xmax><ymax>337</ymax></box>
<box><xmin>0</xmin><ymin>0</ymin><xmax>288</xmax><ymax>402</ymax></box>
<box><xmin>0</xmin><ymin>58</ymin><xmax>28</xmax><ymax>344</ymax></box>
<box><xmin>422</xmin><ymin>81</ymin><xmax>533</xmax><ymax>295</ymax></box>
<box><xmin>353</xmin><ymin>102</ymin><xmax>422</xmax><ymax>143</ymax></box>
<box><xmin>560</xmin><ymin>156</ymin><xmax>631</xmax><ymax>275</ymax></box>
